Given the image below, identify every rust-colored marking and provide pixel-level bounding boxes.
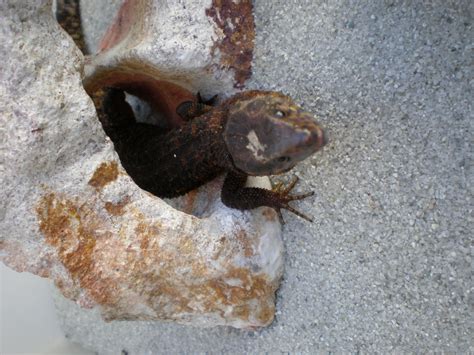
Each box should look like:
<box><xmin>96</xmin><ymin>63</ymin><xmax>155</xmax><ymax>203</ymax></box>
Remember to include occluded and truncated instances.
<box><xmin>136</xmin><ymin>221</ymin><xmax>152</xmax><ymax>255</ymax></box>
<box><xmin>36</xmin><ymin>192</ymin><xmax>116</xmax><ymax>306</ymax></box>
<box><xmin>232</xmin><ymin>304</ymin><xmax>250</xmax><ymax>321</ymax></box>
<box><xmin>104</xmin><ymin>196</ymin><xmax>131</xmax><ymax>216</ymax></box>
<box><xmin>131</xmin><ymin>213</ymin><xmax>277</xmax><ymax>325</ymax></box>
<box><xmin>206</xmin><ymin>0</ymin><xmax>255</xmax><ymax>88</ymax></box>
<box><xmin>35</xmin><ymin>192</ymin><xmax>277</xmax><ymax>326</ymax></box>
<box><xmin>235</xmin><ymin>229</ymin><xmax>254</xmax><ymax>258</ymax></box>
<box><xmin>257</xmin><ymin>303</ymin><xmax>274</xmax><ymax>324</ymax></box>
<box><xmin>203</xmin><ymin>267</ymin><xmax>276</xmax><ymax>325</ymax></box>
<box><xmin>88</xmin><ymin>161</ymin><xmax>119</xmax><ymax>191</ymax></box>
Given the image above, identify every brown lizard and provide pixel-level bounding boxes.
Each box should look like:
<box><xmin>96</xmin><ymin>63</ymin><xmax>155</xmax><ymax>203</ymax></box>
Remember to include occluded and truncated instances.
<box><xmin>102</xmin><ymin>89</ymin><xmax>327</xmax><ymax>222</ymax></box>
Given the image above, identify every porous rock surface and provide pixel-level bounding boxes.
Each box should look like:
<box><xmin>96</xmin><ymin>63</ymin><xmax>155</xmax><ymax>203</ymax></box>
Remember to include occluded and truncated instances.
<box><xmin>0</xmin><ymin>0</ymin><xmax>283</xmax><ymax>329</ymax></box>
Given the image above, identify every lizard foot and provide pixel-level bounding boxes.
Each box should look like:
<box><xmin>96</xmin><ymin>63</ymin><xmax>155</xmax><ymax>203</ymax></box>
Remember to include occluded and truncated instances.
<box><xmin>272</xmin><ymin>176</ymin><xmax>314</xmax><ymax>223</ymax></box>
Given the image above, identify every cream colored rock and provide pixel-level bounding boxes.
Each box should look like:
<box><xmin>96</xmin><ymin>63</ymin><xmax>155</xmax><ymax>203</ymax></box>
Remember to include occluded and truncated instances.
<box><xmin>0</xmin><ymin>0</ymin><xmax>283</xmax><ymax>328</ymax></box>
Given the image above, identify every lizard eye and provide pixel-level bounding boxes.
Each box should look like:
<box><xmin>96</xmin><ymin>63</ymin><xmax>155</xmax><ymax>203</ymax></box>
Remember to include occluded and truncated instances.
<box><xmin>275</xmin><ymin>110</ymin><xmax>286</xmax><ymax>118</ymax></box>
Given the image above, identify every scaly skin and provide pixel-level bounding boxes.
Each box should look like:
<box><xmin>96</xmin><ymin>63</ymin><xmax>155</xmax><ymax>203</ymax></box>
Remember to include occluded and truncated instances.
<box><xmin>103</xmin><ymin>89</ymin><xmax>327</xmax><ymax>222</ymax></box>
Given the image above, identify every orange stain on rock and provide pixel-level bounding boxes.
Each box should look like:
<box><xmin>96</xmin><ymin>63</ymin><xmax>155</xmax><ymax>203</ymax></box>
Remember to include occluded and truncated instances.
<box><xmin>131</xmin><ymin>212</ymin><xmax>277</xmax><ymax>324</ymax></box>
<box><xmin>135</xmin><ymin>220</ymin><xmax>160</xmax><ymax>256</ymax></box>
<box><xmin>88</xmin><ymin>161</ymin><xmax>119</xmax><ymax>191</ymax></box>
<box><xmin>235</xmin><ymin>229</ymin><xmax>255</xmax><ymax>258</ymax></box>
<box><xmin>202</xmin><ymin>267</ymin><xmax>276</xmax><ymax>324</ymax></box>
<box><xmin>104</xmin><ymin>196</ymin><xmax>131</xmax><ymax>216</ymax></box>
<box><xmin>36</xmin><ymin>192</ymin><xmax>117</xmax><ymax>306</ymax></box>
<box><xmin>35</xmin><ymin>192</ymin><xmax>277</xmax><ymax>326</ymax></box>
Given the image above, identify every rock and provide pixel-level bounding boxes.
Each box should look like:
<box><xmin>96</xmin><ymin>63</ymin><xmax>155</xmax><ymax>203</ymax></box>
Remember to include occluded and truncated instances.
<box><xmin>0</xmin><ymin>0</ymin><xmax>283</xmax><ymax>329</ymax></box>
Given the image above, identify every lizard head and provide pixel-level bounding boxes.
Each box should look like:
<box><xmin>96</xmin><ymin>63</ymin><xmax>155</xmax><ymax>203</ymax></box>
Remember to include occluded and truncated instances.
<box><xmin>223</xmin><ymin>91</ymin><xmax>327</xmax><ymax>176</ymax></box>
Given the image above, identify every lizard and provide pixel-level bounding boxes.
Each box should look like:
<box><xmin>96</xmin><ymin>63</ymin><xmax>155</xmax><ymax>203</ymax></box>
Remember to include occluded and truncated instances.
<box><xmin>102</xmin><ymin>88</ymin><xmax>327</xmax><ymax>222</ymax></box>
<box><xmin>56</xmin><ymin>0</ymin><xmax>327</xmax><ymax>222</ymax></box>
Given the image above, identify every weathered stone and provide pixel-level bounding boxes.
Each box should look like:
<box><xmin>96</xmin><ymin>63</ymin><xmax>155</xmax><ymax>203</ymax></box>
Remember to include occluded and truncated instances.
<box><xmin>0</xmin><ymin>0</ymin><xmax>283</xmax><ymax>329</ymax></box>
<box><xmin>83</xmin><ymin>0</ymin><xmax>256</xmax><ymax>116</ymax></box>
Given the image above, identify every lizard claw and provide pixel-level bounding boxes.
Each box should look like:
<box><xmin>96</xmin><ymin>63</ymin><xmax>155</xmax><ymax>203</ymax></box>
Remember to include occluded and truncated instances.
<box><xmin>272</xmin><ymin>176</ymin><xmax>314</xmax><ymax>223</ymax></box>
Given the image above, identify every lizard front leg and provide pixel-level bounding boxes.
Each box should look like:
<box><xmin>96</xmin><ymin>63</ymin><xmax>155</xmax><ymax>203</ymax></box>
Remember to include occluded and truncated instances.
<box><xmin>221</xmin><ymin>171</ymin><xmax>314</xmax><ymax>223</ymax></box>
